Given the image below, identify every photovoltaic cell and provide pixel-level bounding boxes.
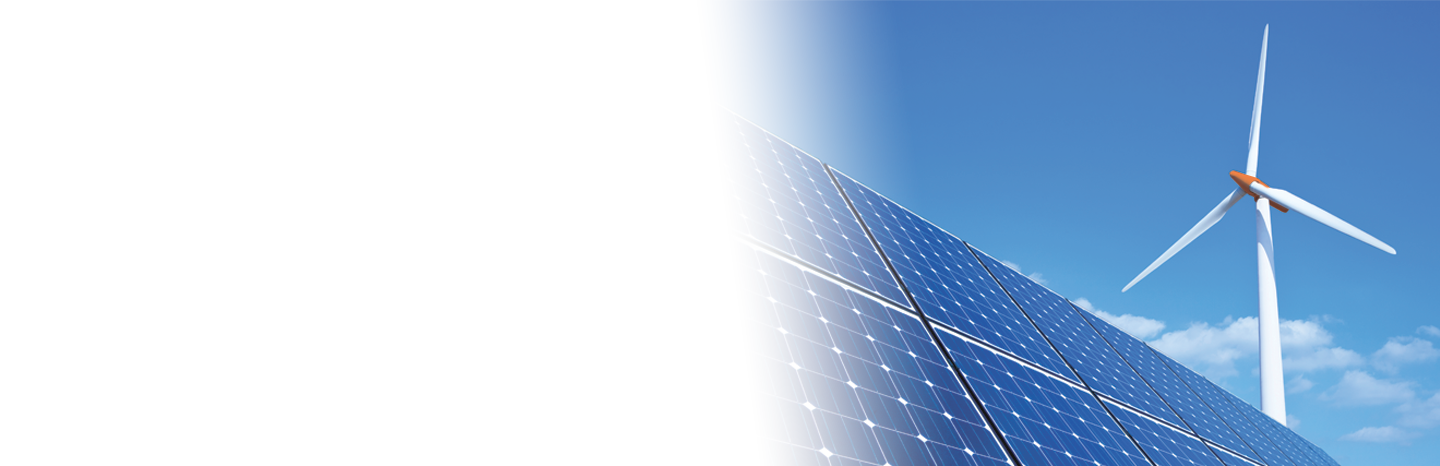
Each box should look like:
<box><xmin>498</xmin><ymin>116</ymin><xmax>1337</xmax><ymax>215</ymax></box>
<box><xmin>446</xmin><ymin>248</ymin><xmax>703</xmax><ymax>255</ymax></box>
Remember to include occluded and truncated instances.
<box><xmin>830</xmin><ymin>170</ymin><xmax>1077</xmax><ymax>381</ymax></box>
<box><xmin>1152</xmin><ymin>349</ymin><xmax>1297</xmax><ymax>466</ymax></box>
<box><xmin>936</xmin><ymin>330</ymin><xmax>1151</xmax><ymax>466</ymax></box>
<box><xmin>1105</xmin><ymin>401</ymin><xmax>1224</xmax><ymax>466</ymax></box>
<box><xmin>1078</xmin><ymin>307</ymin><xmax>1260</xmax><ymax>462</ymax></box>
<box><xmin>1210</xmin><ymin>444</ymin><xmax>1259</xmax><ymax>466</ymax></box>
<box><xmin>1212</xmin><ymin>386</ymin><xmax>1338</xmax><ymax>466</ymax></box>
<box><xmin>743</xmin><ymin>244</ymin><xmax>1011</xmax><ymax>466</ymax></box>
<box><xmin>727</xmin><ymin>116</ymin><xmax>909</xmax><ymax>305</ymax></box>
<box><xmin>968</xmin><ymin>244</ymin><xmax>1185</xmax><ymax>428</ymax></box>
<box><xmin>1289</xmin><ymin>435</ymin><xmax>1341</xmax><ymax>466</ymax></box>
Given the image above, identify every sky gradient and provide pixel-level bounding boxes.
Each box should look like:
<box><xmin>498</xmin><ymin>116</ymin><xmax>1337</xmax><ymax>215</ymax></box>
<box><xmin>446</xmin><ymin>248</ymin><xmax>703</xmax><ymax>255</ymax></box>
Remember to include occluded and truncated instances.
<box><xmin>719</xmin><ymin>3</ymin><xmax>1440</xmax><ymax>465</ymax></box>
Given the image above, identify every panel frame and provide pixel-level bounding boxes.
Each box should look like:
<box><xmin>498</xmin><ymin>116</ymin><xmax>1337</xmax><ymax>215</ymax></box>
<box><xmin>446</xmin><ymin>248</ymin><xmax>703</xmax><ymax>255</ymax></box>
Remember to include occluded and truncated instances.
<box><xmin>696</xmin><ymin>220</ymin><xmax>1013</xmax><ymax>466</ymax></box>
<box><xmin>726</xmin><ymin>115</ymin><xmax>910</xmax><ymax>305</ymax></box>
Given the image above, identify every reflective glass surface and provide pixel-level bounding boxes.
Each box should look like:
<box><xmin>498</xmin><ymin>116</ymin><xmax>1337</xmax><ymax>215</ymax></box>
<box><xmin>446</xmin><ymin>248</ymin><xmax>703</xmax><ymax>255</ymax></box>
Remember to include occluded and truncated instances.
<box><xmin>937</xmin><ymin>330</ymin><xmax>1151</xmax><ymax>466</ymax></box>
<box><xmin>1079</xmin><ymin>306</ymin><xmax>1259</xmax><ymax>461</ymax></box>
<box><xmin>1152</xmin><ymin>349</ymin><xmax>1297</xmax><ymax>466</ymax></box>
<box><xmin>1105</xmin><ymin>401</ymin><xmax>1224</xmax><ymax>466</ymax></box>
<box><xmin>831</xmin><ymin>170</ymin><xmax>1076</xmax><ymax>381</ymax></box>
<box><xmin>1210</xmin><ymin>444</ymin><xmax>1258</xmax><ymax>466</ymax></box>
<box><xmin>743</xmin><ymin>245</ymin><xmax>1010</xmax><ymax>466</ymax></box>
<box><xmin>969</xmin><ymin>244</ymin><xmax>1184</xmax><ymax>427</ymax></box>
<box><xmin>727</xmin><ymin>116</ymin><xmax>909</xmax><ymax>305</ymax></box>
<box><xmin>1213</xmin><ymin>387</ymin><xmax>1337</xmax><ymax>466</ymax></box>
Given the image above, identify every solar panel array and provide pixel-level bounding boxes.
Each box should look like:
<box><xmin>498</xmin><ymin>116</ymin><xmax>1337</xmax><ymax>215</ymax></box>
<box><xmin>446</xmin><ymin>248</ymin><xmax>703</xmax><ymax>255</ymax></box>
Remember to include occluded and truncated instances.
<box><xmin>725</xmin><ymin>114</ymin><xmax>1341</xmax><ymax>466</ymax></box>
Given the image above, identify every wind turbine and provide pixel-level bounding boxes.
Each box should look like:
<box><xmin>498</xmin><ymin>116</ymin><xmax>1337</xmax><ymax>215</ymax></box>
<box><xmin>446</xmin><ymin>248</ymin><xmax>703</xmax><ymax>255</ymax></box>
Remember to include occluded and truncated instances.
<box><xmin>1119</xmin><ymin>25</ymin><xmax>1396</xmax><ymax>426</ymax></box>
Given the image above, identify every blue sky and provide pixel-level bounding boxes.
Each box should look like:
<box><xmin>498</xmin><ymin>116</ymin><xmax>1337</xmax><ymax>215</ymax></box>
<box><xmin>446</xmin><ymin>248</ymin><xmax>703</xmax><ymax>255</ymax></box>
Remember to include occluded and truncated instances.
<box><xmin>719</xmin><ymin>3</ymin><xmax>1440</xmax><ymax>464</ymax></box>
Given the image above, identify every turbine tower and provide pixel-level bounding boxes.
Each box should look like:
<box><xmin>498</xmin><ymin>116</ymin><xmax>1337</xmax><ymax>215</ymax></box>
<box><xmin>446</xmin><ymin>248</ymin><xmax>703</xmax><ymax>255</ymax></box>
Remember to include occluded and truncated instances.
<box><xmin>1120</xmin><ymin>25</ymin><xmax>1396</xmax><ymax>426</ymax></box>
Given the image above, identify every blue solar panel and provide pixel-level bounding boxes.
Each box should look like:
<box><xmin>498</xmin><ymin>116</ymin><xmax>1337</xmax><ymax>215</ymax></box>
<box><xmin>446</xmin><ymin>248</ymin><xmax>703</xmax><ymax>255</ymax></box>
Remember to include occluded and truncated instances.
<box><xmin>743</xmin><ymin>244</ymin><xmax>1011</xmax><ymax>466</ymax></box>
<box><xmin>1105</xmin><ymin>401</ymin><xmax>1225</xmax><ymax>466</ymax></box>
<box><xmin>1078</xmin><ymin>306</ymin><xmax>1261</xmax><ymax>462</ymax></box>
<box><xmin>1210</xmin><ymin>444</ymin><xmax>1259</xmax><ymax>466</ymax></box>
<box><xmin>1211</xmin><ymin>387</ymin><xmax>1336</xmax><ymax>466</ymax></box>
<box><xmin>1151</xmin><ymin>349</ymin><xmax>1297</xmax><ymax>466</ymax></box>
<box><xmin>1288</xmin><ymin>434</ymin><xmax>1341</xmax><ymax>466</ymax></box>
<box><xmin>968</xmin><ymin>244</ymin><xmax>1186</xmax><ymax>428</ymax></box>
<box><xmin>829</xmin><ymin>170</ymin><xmax>1077</xmax><ymax>382</ymax></box>
<box><xmin>727</xmin><ymin>117</ymin><xmax>909</xmax><ymax>306</ymax></box>
<box><xmin>936</xmin><ymin>329</ymin><xmax>1151</xmax><ymax>466</ymax></box>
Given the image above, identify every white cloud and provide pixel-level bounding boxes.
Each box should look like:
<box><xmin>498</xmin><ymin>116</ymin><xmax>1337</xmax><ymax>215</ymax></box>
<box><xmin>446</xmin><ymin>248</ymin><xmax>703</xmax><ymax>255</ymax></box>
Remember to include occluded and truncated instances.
<box><xmin>1149</xmin><ymin>317</ymin><xmax>1256</xmax><ymax>378</ymax></box>
<box><xmin>1340</xmin><ymin>426</ymin><xmax>1419</xmax><ymax>444</ymax></box>
<box><xmin>1073</xmin><ymin>297</ymin><xmax>1166</xmax><ymax>340</ymax></box>
<box><xmin>1397</xmin><ymin>393</ymin><xmax>1440</xmax><ymax>429</ymax></box>
<box><xmin>1320</xmin><ymin>371</ymin><xmax>1416</xmax><ymax>406</ymax></box>
<box><xmin>1148</xmin><ymin>315</ymin><xmax>1361</xmax><ymax>379</ymax></box>
<box><xmin>1287</xmin><ymin>375</ymin><xmax>1314</xmax><ymax>394</ymax></box>
<box><xmin>1286</xmin><ymin>415</ymin><xmax>1301</xmax><ymax>429</ymax></box>
<box><xmin>1286</xmin><ymin>346</ymin><xmax>1366</xmax><ymax>372</ymax></box>
<box><xmin>1418</xmin><ymin>325</ymin><xmax>1440</xmax><ymax>338</ymax></box>
<box><xmin>999</xmin><ymin>260</ymin><xmax>1047</xmax><ymax>285</ymax></box>
<box><xmin>1372</xmin><ymin>337</ymin><xmax>1440</xmax><ymax>373</ymax></box>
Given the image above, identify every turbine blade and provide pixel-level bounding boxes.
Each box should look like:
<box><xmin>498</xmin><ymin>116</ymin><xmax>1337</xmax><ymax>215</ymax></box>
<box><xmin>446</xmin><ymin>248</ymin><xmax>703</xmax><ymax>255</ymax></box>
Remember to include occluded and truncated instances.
<box><xmin>1248</xmin><ymin>183</ymin><xmax>1397</xmax><ymax>254</ymax></box>
<box><xmin>1123</xmin><ymin>189</ymin><xmax>1248</xmax><ymax>292</ymax></box>
<box><xmin>1246</xmin><ymin>25</ymin><xmax>1269</xmax><ymax>176</ymax></box>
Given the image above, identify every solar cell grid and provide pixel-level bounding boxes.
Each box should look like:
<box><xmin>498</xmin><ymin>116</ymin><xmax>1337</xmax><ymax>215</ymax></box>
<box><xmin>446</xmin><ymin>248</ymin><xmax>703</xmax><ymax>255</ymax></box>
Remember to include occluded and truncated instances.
<box><xmin>1151</xmin><ymin>349</ymin><xmax>1298</xmax><ymax>466</ymax></box>
<box><xmin>1212</xmin><ymin>387</ymin><xmax>1336</xmax><ymax>466</ymax></box>
<box><xmin>728</xmin><ymin>117</ymin><xmax>909</xmax><ymax>306</ymax></box>
<box><xmin>1288</xmin><ymin>435</ymin><xmax>1341</xmax><ymax>466</ymax></box>
<box><xmin>1105</xmin><ymin>401</ymin><xmax>1225</xmax><ymax>466</ymax></box>
<box><xmin>936</xmin><ymin>330</ymin><xmax>1152</xmax><ymax>466</ymax></box>
<box><xmin>744</xmin><ymin>245</ymin><xmax>1011</xmax><ymax>466</ymax></box>
<box><xmin>830</xmin><ymin>170</ymin><xmax>1077</xmax><ymax>381</ymax></box>
<box><xmin>968</xmin><ymin>244</ymin><xmax>1186</xmax><ymax>428</ymax></box>
<box><xmin>1077</xmin><ymin>306</ymin><xmax>1260</xmax><ymax>462</ymax></box>
<box><xmin>1210</xmin><ymin>445</ymin><xmax>1260</xmax><ymax>466</ymax></box>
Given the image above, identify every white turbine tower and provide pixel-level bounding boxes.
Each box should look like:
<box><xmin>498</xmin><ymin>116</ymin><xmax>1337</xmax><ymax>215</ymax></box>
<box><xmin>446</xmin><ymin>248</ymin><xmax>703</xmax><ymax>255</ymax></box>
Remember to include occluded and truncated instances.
<box><xmin>1120</xmin><ymin>25</ymin><xmax>1396</xmax><ymax>426</ymax></box>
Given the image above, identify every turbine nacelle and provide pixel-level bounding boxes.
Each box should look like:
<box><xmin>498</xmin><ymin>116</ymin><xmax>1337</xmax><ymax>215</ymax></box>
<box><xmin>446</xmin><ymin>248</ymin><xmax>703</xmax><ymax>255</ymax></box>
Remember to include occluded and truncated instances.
<box><xmin>1228</xmin><ymin>171</ymin><xmax>1289</xmax><ymax>212</ymax></box>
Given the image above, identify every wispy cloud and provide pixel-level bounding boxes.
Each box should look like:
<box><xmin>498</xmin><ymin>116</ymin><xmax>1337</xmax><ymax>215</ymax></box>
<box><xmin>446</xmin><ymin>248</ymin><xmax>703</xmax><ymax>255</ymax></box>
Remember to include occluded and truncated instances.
<box><xmin>1286</xmin><ymin>346</ymin><xmax>1366</xmax><ymax>372</ymax></box>
<box><xmin>1397</xmin><ymin>393</ymin><xmax>1440</xmax><ymax>429</ymax></box>
<box><xmin>1148</xmin><ymin>316</ymin><xmax>1361</xmax><ymax>379</ymax></box>
<box><xmin>1287</xmin><ymin>415</ymin><xmax>1301</xmax><ymax>429</ymax></box>
<box><xmin>1320</xmin><ymin>371</ymin><xmax>1416</xmax><ymax>406</ymax></box>
<box><xmin>1372</xmin><ymin>337</ymin><xmax>1440</xmax><ymax>374</ymax></box>
<box><xmin>999</xmin><ymin>260</ymin><xmax>1047</xmax><ymax>285</ymax></box>
<box><xmin>1072</xmin><ymin>297</ymin><xmax>1166</xmax><ymax>340</ymax></box>
<box><xmin>1148</xmin><ymin>317</ymin><xmax>1254</xmax><ymax>378</ymax></box>
<box><xmin>1418</xmin><ymin>325</ymin><xmax>1440</xmax><ymax>338</ymax></box>
<box><xmin>1287</xmin><ymin>375</ymin><xmax>1314</xmax><ymax>394</ymax></box>
<box><xmin>1340</xmin><ymin>426</ymin><xmax>1419</xmax><ymax>444</ymax></box>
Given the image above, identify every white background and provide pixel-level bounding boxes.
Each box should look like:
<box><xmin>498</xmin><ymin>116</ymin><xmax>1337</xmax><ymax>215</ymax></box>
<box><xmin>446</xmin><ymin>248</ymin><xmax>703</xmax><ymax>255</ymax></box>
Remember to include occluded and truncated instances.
<box><xmin>0</xmin><ymin>2</ymin><xmax>743</xmax><ymax>463</ymax></box>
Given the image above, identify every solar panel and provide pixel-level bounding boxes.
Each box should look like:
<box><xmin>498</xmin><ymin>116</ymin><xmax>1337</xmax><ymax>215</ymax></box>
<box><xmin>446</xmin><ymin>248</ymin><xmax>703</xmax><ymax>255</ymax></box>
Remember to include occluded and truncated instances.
<box><xmin>1288</xmin><ymin>434</ymin><xmax>1342</xmax><ymax>466</ymax></box>
<box><xmin>936</xmin><ymin>329</ymin><xmax>1152</xmax><ymax>466</ymax></box>
<box><xmin>967</xmin><ymin>244</ymin><xmax>1187</xmax><ymax>428</ymax></box>
<box><xmin>742</xmin><ymin>243</ymin><xmax>1011</xmax><ymax>466</ymax></box>
<box><xmin>1104</xmin><ymin>400</ymin><xmax>1225</xmax><ymax>466</ymax></box>
<box><xmin>1211</xmin><ymin>385</ymin><xmax>1339</xmax><ymax>466</ymax></box>
<box><xmin>1077</xmin><ymin>306</ymin><xmax>1261</xmax><ymax>462</ymax></box>
<box><xmin>727</xmin><ymin>114</ymin><xmax>1344</xmax><ymax>466</ymax></box>
<box><xmin>829</xmin><ymin>170</ymin><xmax>1078</xmax><ymax>381</ymax></box>
<box><xmin>727</xmin><ymin>116</ymin><xmax>910</xmax><ymax>305</ymax></box>
<box><xmin>1210</xmin><ymin>444</ymin><xmax>1262</xmax><ymax>466</ymax></box>
<box><xmin>1151</xmin><ymin>348</ymin><xmax>1299</xmax><ymax>466</ymax></box>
